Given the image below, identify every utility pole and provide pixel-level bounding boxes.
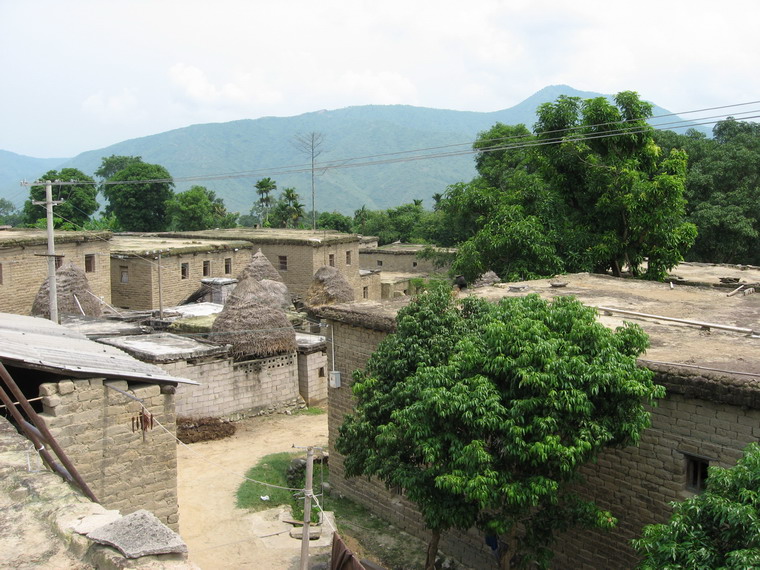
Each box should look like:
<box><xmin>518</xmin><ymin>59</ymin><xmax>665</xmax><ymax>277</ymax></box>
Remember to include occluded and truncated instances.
<box><xmin>32</xmin><ymin>180</ymin><xmax>63</xmax><ymax>323</ymax></box>
<box><xmin>299</xmin><ymin>446</ymin><xmax>315</xmax><ymax>570</ymax></box>
<box><xmin>293</xmin><ymin>132</ymin><xmax>325</xmax><ymax>231</ymax></box>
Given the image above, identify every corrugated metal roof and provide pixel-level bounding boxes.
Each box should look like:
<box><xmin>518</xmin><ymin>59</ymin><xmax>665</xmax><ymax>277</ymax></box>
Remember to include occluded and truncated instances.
<box><xmin>0</xmin><ymin>313</ymin><xmax>197</xmax><ymax>385</ymax></box>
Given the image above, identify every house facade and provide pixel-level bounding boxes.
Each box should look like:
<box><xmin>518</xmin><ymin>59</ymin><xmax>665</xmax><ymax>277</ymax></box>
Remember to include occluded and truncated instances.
<box><xmin>316</xmin><ymin>271</ymin><xmax>760</xmax><ymax>568</ymax></box>
<box><xmin>0</xmin><ymin>229</ymin><xmax>112</xmax><ymax>316</ymax></box>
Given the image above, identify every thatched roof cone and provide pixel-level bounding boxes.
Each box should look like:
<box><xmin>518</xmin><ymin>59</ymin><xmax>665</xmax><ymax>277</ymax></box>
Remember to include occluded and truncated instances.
<box><xmin>225</xmin><ymin>277</ymin><xmax>291</xmax><ymax>310</ymax></box>
<box><xmin>31</xmin><ymin>263</ymin><xmax>103</xmax><ymax>318</ymax></box>
<box><xmin>237</xmin><ymin>249</ymin><xmax>283</xmax><ymax>282</ymax></box>
<box><xmin>211</xmin><ymin>301</ymin><xmax>296</xmax><ymax>358</ymax></box>
<box><xmin>304</xmin><ymin>266</ymin><xmax>355</xmax><ymax>308</ymax></box>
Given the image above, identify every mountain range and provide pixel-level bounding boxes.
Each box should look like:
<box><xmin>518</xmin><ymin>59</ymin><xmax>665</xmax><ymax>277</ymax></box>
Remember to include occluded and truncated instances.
<box><xmin>0</xmin><ymin>85</ymin><xmax>708</xmax><ymax>217</ymax></box>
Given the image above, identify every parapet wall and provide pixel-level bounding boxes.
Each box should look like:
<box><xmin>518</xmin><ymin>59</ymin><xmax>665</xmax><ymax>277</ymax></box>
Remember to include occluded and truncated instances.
<box><xmin>38</xmin><ymin>379</ymin><xmax>179</xmax><ymax>531</ymax></box>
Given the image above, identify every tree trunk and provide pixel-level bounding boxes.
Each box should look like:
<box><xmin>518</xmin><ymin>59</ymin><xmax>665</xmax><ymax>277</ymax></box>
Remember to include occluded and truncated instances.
<box><xmin>425</xmin><ymin>529</ymin><xmax>441</xmax><ymax>570</ymax></box>
<box><xmin>498</xmin><ymin>528</ymin><xmax>519</xmax><ymax>570</ymax></box>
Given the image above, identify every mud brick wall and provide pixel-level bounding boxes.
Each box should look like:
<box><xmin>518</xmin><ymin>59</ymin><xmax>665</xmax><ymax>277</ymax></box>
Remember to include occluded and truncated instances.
<box><xmin>165</xmin><ymin>353</ymin><xmax>300</xmax><ymax>419</ymax></box>
<box><xmin>0</xmin><ymin>237</ymin><xmax>111</xmax><ymax>316</ymax></box>
<box><xmin>551</xmin><ymin>365</ymin><xmax>760</xmax><ymax>569</ymax></box>
<box><xmin>111</xmin><ymin>247</ymin><xmax>252</xmax><ymax>310</ymax></box>
<box><xmin>38</xmin><ymin>379</ymin><xmax>179</xmax><ymax>530</ymax></box>
<box><xmin>297</xmin><ymin>349</ymin><xmax>328</xmax><ymax>406</ymax></box>
<box><xmin>326</xmin><ymin>311</ymin><xmax>760</xmax><ymax>569</ymax></box>
<box><xmin>359</xmin><ymin>249</ymin><xmax>443</xmax><ymax>274</ymax></box>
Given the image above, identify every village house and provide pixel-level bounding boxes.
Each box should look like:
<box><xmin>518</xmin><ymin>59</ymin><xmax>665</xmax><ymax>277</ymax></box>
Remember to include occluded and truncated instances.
<box><xmin>0</xmin><ymin>229</ymin><xmax>112</xmax><ymax>316</ymax></box>
<box><xmin>109</xmin><ymin>235</ymin><xmax>253</xmax><ymax>310</ymax></box>
<box><xmin>315</xmin><ymin>263</ymin><xmax>760</xmax><ymax>568</ymax></box>
<box><xmin>0</xmin><ymin>312</ymin><xmax>194</xmax><ymax>533</ymax></box>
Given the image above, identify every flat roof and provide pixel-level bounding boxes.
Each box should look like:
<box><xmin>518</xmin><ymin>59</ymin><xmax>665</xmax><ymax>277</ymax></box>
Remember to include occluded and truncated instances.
<box><xmin>315</xmin><ymin>265</ymin><xmax>760</xmax><ymax>377</ymax></box>
<box><xmin>0</xmin><ymin>229</ymin><xmax>111</xmax><ymax>247</ymax></box>
<box><xmin>100</xmin><ymin>333</ymin><xmax>227</xmax><ymax>364</ymax></box>
<box><xmin>162</xmin><ymin>228</ymin><xmax>360</xmax><ymax>246</ymax></box>
<box><xmin>0</xmin><ymin>313</ymin><xmax>196</xmax><ymax>385</ymax></box>
<box><xmin>110</xmin><ymin>235</ymin><xmax>252</xmax><ymax>256</ymax></box>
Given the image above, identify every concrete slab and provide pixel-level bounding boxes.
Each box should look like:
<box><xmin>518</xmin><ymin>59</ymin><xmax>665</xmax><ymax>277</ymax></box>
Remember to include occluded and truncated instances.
<box><xmin>87</xmin><ymin>509</ymin><xmax>188</xmax><ymax>559</ymax></box>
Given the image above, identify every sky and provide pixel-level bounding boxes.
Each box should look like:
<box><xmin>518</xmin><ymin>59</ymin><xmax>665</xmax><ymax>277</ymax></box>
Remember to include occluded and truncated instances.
<box><xmin>1</xmin><ymin>0</ymin><xmax>759</xmax><ymax>158</ymax></box>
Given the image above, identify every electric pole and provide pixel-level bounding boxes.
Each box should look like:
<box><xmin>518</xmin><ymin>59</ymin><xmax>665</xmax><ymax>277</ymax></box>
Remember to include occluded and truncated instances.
<box><xmin>31</xmin><ymin>180</ymin><xmax>63</xmax><ymax>323</ymax></box>
<box><xmin>300</xmin><ymin>446</ymin><xmax>315</xmax><ymax>570</ymax></box>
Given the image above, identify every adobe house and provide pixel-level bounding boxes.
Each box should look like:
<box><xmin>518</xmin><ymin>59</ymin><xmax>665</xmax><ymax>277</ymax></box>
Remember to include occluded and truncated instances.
<box><xmin>0</xmin><ymin>312</ymin><xmax>195</xmax><ymax>532</ymax></box>
<box><xmin>109</xmin><ymin>235</ymin><xmax>254</xmax><ymax>310</ymax></box>
<box><xmin>0</xmin><ymin>229</ymin><xmax>112</xmax><ymax>316</ymax></box>
<box><xmin>164</xmin><ymin>228</ymin><xmax>382</xmax><ymax>303</ymax></box>
<box><xmin>359</xmin><ymin>242</ymin><xmax>452</xmax><ymax>274</ymax></box>
<box><xmin>315</xmin><ymin>265</ymin><xmax>760</xmax><ymax>568</ymax></box>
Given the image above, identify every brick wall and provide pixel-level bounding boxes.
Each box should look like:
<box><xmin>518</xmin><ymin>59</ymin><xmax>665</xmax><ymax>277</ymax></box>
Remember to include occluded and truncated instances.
<box><xmin>0</xmin><ymin>238</ymin><xmax>111</xmax><ymax>315</ymax></box>
<box><xmin>326</xmin><ymin>313</ymin><xmax>760</xmax><ymax>569</ymax></box>
<box><xmin>298</xmin><ymin>349</ymin><xmax>328</xmax><ymax>406</ymax></box>
<box><xmin>111</xmin><ymin>248</ymin><xmax>252</xmax><ymax>310</ymax></box>
<box><xmin>359</xmin><ymin>249</ymin><xmax>444</xmax><ymax>274</ymax></box>
<box><xmin>165</xmin><ymin>353</ymin><xmax>300</xmax><ymax>419</ymax></box>
<box><xmin>38</xmin><ymin>379</ymin><xmax>179</xmax><ymax>530</ymax></box>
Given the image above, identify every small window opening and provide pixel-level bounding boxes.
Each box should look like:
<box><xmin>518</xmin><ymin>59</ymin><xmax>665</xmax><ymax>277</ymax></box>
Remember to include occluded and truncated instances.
<box><xmin>346</xmin><ymin>251</ymin><xmax>352</xmax><ymax>265</ymax></box>
<box><xmin>54</xmin><ymin>255</ymin><xmax>63</xmax><ymax>269</ymax></box>
<box><xmin>376</xmin><ymin>260</ymin><xmax>383</xmax><ymax>267</ymax></box>
<box><xmin>412</xmin><ymin>261</ymin><xmax>418</xmax><ymax>268</ymax></box>
<box><xmin>686</xmin><ymin>455</ymin><xmax>709</xmax><ymax>493</ymax></box>
<box><xmin>85</xmin><ymin>254</ymin><xmax>95</xmax><ymax>273</ymax></box>
<box><xmin>363</xmin><ymin>286</ymin><xmax>368</xmax><ymax>299</ymax></box>
<box><xmin>318</xmin><ymin>367</ymin><xmax>325</xmax><ymax>378</ymax></box>
<box><xmin>329</xmin><ymin>253</ymin><xmax>335</xmax><ymax>267</ymax></box>
<box><xmin>203</xmin><ymin>260</ymin><xmax>211</xmax><ymax>276</ymax></box>
<box><xmin>278</xmin><ymin>256</ymin><xmax>288</xmax><ymax>271</ymax></box>
<box><xmin>120</xmin><ymin>266</ymin><xmax>129</xmax><ymax>283</ymax></box>
<box><xmin>224</xmin><ymin>257</ymin><xmax>232</xmax><ymax>274</ymax></box>
<box><xmin>181</xmin><ymin>263</ymin><xmax>189</xmax><ymax>279</ymax></box>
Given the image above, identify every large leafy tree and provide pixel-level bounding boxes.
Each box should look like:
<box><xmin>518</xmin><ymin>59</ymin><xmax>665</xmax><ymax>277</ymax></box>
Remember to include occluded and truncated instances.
<box><xmin>268</xmin><ymin>187</ymin><xmax>305</xmax><ymax>228</ymax></box>
<box><xmin>439</xmin><ymin>91</ymin><xmax>696</xmax><ymax>282</ymax></box>
<box><xmin>0</xmin><ymin>198</ymin><xmax>22</xmax><ymax>227</ymax></box>
<box><xmin>633</xmin><ymin>442</ymin><xmax>760</xmax><ymax>568</ymax></box>
<box><xmin>656</xmin><ymin>119</ymin><xmax>760</xmax><ymax>265</ymax></box>
<box><xmin>23</xmin><ymin>168</ymin><xmax>98</xmax><ymax>229</ymax></box>
<box><xmin>167</xmin><ymin>185</ymin><xmax>237</xmax><ymax>230</ymax></box>
<box><xmin>102</xmin><ymin>162</ymin><xmax>174</xmax><ymax>231</ymax></box>
<box><xmin>94</xmin><ymin>154</ymin><xmax>143</xmax><ymax>180</ymax></box>
<box><xmin>337</xmin><ymin>283</ymin><xmax>663</xmax><ymax>569</ymax></box>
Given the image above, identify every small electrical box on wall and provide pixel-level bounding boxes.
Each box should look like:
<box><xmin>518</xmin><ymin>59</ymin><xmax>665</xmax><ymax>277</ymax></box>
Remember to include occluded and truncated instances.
<box><xmin>329</xmin><ymin>371</ymin><xmax>341</xmax><ymax>388</ymax></box>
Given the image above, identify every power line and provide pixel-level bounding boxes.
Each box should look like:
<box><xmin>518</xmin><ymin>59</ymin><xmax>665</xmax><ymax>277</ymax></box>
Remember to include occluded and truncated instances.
<box><xmin>16</xmin><ymin>100</ymin><xmax>760</xmax><ymax>191</ymax></box>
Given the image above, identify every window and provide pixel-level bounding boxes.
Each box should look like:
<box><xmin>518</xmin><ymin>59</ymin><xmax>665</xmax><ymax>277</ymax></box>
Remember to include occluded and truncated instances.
<box><xmin>376</xmin><ymin>260</ymin><xmax>383</xmax><ymax>267</ymax></box>
<box><xmin>224</xmin><ymin>257</ymin><xmax>232</xmax><ymax>274</ymax></box>
<box><xmin>181</xmin><ymin>263</ymin><xmax>189</xmax><ymax>279</ymax></box>
<box><xmin>685</xmin><ymin>454</ymin><xmax>710</xmax><ymax>493</ymax></box>
<box><xmin>278</xmin><ymin>256</ymin><xmax>288</xmax><ymax>271</ymax></box>
<box><xmin>412</xmin><ymin>261</ymin><xmax>418</xmax><ymax>268</ymax></box>
<box><xmin>120</xmin><ymin>266</ymin><xmax>129</xmax><ymax>284</ymax></box>
<box><xmin>363</xmin><ymin>286</ymin><xmax>368</xmax><ymax>299</ymax></box>
<box><xmin>329</xmin><ymin>254</ymin><xmax>335</xmax><ymax>267</ymax></box>
<box><xmin>203</xmin><ymin>260</ymin><xmax>211</xmax><ymax>276</ymax></box>
<box><xmin>318</xmin><ymin>367</ymin><xmax>325</xmax><ymax>378</ymax></box>
<box><xmin>54</xmin><ymin>256</ymin><xmax>63</xmax><ymax>269</ymax></box>
<box><xmin>85</xmin><ymin>254</ymin><xmax>95</xmax><ymax>273</ymax></box>
<box><xmin>346</xmin><ymin>251</ymin><xmax>352</xmax><ymax>265</ymax></box>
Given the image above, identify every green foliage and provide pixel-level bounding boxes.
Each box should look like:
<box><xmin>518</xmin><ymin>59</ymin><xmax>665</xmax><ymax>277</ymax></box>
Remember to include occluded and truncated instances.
<box><xmin>237</xmin><ymin>452</ymin><xmax>302</xmax><ymax>511</ymax></box>
<box><xmin>633</xmin><ymin>442</ymin><xmax>760</xmax><ymax>569</ymax></box>
<box><xmin>337</xmin><ymin>283</ymin><xmax>663</xmax><ymax>567</ymax></box>
<box><xmin>438</xmin><ymin>91</ymin><xmax>696</xmax><ymax>282</ymax></box>
<box><xmin>23</xmin><ymin>168</ymin><xmax>98</xmax><ymax>229</ymax></box>
<box><xmin>94</xmin><ymin>154</ymin><xmax>143</xmax><ymax>180</ymax></box>
<box><xmin>317</xmin><ymin>211</ymin><xmax>353</xmax><ymax>233</ymax></box>
<box><xmin>0</xmin><ymin>198</ymin><xmax>22</xmax><ymax>226</ymax></box>
<box><xmin>656</xmin><ymin>119</ymin><xmax>760</xmax><ymax>265</ymax></box>
<box><xmin>267</xmin><ymin>187</ymin><xmax>305</xmax><ymax>228</ymax></box>
<box><xmin>102</xmin><ymin>162</ymin><xmax>174</xmax><ymax>231</ymax></box>
<box><xmin>167</xmin><ymin>185</ymin><xmax>237</xmax><ymax>231</ymax></box>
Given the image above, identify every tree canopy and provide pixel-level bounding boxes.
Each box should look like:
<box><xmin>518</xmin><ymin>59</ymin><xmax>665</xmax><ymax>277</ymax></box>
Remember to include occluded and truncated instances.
<box><xmin>633</xmin><ymin>442</ymin><xmax>760</xmax><ymax>569</ymax></box>
<box><xmin>337</xmin><ymin>283</ymin><xmax>663</xmax><ymax>569</ymax></box>
<box><xmin>23</xmin><ymin>168</ymin><xmax>98</xmax><ymax>229</ymax></box>
<box><xmin>102</xmin><ymin>162</ymin><xmax>174</xmax><ymax>231</ymax></box>
<box><xmin>167</xmin><ymin>185</ymin><xmax>237</xmax><ymax>230</ymax></box>
<box><xmin>434</xmin><ymin>91</ymin><xmax>697</xmax><ymax>282</ymax></box>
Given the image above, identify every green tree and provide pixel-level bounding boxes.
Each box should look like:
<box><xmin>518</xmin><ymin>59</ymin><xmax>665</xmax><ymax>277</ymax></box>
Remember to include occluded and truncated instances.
<box><xmin>94</xmin><ymin>154</ymin><xmax>143</xmax><ymax>180</ymax></box>
<box><xmin>168</xmin><ymin>186</ymin><xmax>237</xmax><ymax>230</ymax></box>
<box><xmin>254</xmin><ymin>177</ymin><xmax>277</xmax><ymax>225</ymax></box>
<box><xmin>441</xmin><ymin>92</ymin><xmax>696</xmax><ymax>282</ymax></box>
<box><xmin>23</xmin><ymin>168</ymin><xmax>98</xmax><ymax>229</ymax></box>
<box><xmin>268</xmin><ymin>187</ymin><xmax>305</xmax><ymax>228</ymax></box>
<box><xmin>102</xmin><ymin>162</ymin><xmax>174</xmax><ymax>231</ymax></box>
<box><xmin>0</xmin><ymin>198</ymin><xmax>22</xmax><ymax>226</ymax></box>
<box><xmin>337</xmin><ymin>283</ymin><xmax>663</xmax><ymax>569</ymax></box>
<box><xmin>633</xmin><ymin>442</ymin><xmax>760</xmax><ymax>568</ymax></box>
<box><xmin>316</xmin><ymin>211</ymin><xmax>353</xmax><ymax>233</ymax></box>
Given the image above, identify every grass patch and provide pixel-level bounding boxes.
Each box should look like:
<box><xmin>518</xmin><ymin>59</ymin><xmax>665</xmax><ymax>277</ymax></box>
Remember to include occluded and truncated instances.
<box><xmin>236</xmin><ymin>451</ymin><xmax>301</xmax><ymax>511</ymax></box>
<box><xmin>297</xmin><ymin>406</ymin><xmax>326</xmax><ymax>416</ymax></box>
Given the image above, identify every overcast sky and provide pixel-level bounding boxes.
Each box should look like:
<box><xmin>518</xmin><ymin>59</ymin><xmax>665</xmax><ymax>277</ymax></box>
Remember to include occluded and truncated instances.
<box><xmin>2</xmin><ymin>0</ymin><xmax>758</xmax><ymax>158</ymax></box>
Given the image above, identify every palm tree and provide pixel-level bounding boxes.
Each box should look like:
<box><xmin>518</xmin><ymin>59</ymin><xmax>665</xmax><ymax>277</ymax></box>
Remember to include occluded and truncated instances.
<box><xmin>255</xmin><ymin>178</ymin><xmax>277</xmax><ymax>224</ymax></box>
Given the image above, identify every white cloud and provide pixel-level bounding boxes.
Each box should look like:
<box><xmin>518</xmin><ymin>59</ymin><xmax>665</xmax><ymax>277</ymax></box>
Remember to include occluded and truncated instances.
<box><xmin>81</xmin><ymin>89</ymin><xmax>140</xmax><ymax>123</ymax></box>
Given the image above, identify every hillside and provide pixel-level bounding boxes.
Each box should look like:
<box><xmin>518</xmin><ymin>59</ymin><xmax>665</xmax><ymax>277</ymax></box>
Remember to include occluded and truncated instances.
<box><xmin>0</xmin><ymin>86</ymin><xmax>706</xmax><ymax>216</ymax></box>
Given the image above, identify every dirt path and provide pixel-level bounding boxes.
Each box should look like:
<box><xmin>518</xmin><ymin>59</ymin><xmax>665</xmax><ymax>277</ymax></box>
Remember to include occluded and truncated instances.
<box><xmin>177</xmin><ymin>413</ymin><xmax>329</xmax><ymax>570</ymax></box>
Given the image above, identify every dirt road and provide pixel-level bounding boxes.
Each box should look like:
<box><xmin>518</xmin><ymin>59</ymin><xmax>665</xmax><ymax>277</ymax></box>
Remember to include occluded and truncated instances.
<box><xmin>177</xmin><ymin>413</ymin><xmax>329</xmax><ymax>570</ymax></box>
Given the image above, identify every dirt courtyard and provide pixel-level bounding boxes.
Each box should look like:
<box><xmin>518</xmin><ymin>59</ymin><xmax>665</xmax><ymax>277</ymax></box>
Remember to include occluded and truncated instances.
<box><xmin>177</xmin><ymin>412</ymin><xmax>329</xmax><ymax>570</ymax></box>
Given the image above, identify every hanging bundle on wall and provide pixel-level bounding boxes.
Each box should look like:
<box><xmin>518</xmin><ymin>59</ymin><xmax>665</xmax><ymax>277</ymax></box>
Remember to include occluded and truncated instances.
<box><xmin>131</xmin><ymin>410</ymin><xmax>154</xmax><ymax>434</ymax></box>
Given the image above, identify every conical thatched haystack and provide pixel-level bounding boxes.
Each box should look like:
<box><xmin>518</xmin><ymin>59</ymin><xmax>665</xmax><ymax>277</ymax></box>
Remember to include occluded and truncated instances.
<box><xmin>211</xmin><ymin>278</ymin><xmax>296</xmax><ymax>358</ymax></box>
<box><xmin>237</xmin><ymin>249</ymin><xmax>283</xmax><ymax>282</ymax></box>
<box><xmin>303</xmin><ymin>266</ymin><xmax>355</xmax><ymax>308</ymax></box>
<box><xmin>258</xmin><ymin>279</ymin><xmax>291</xmax><ymax>310</ymax></box>
<box><xmin>473</xmin><ymin>270</ymin><xmax>501</xmax><ymax>288</ymax></box>
<box><xmin>31</xmin><ymin>263</ymin><xmax>103</xmax><ymax>318</ymax></box>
